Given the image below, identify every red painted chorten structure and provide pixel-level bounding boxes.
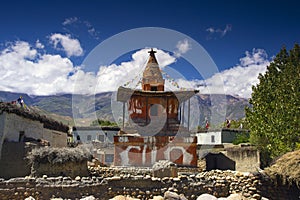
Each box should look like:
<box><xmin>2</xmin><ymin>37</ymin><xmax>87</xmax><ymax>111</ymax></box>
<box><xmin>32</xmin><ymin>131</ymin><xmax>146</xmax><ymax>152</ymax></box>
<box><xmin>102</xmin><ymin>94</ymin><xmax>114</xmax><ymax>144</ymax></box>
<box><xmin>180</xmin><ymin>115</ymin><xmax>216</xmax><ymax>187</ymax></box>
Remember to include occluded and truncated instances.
<box><xmin>114</xmin><ymin>49</ymin><xmax>199</xmax><ymax>167</ymax></box>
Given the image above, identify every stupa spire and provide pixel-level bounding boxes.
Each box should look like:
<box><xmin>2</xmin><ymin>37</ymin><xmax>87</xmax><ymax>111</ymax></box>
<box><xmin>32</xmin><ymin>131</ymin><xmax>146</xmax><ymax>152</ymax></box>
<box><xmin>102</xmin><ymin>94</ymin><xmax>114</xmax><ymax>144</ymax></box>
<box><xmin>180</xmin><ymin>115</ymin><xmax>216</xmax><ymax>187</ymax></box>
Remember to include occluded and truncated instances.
<box><xmin>142</xmin><ymin>48</ymin><xmax>165</xmax><ymax>91</ymax></box>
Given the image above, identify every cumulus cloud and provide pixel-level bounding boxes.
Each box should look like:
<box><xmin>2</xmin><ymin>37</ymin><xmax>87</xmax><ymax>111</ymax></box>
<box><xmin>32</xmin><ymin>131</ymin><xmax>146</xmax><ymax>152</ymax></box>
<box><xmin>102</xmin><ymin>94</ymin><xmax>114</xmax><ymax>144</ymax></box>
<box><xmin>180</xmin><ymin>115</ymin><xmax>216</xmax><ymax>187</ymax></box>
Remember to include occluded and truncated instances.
<box><xmin>0</xmin><ymin>44</ymin><xmax>176</xmax><ymax>95</ymax></box>
<box><xmin>93</xmin><ymin>48</ymin><xmax>176</xmax><ymax>93</ymax></box>
<box><xmin>174</xmin><ymin>39</ymin><xmax>191</xmax><ymax>57</ymax></box>
<box><xmin>35</xmin><ymin>40</ymin><xmax>44</xmax><ymax>49</ymax></box>
<box><xmin>195</xmin><ymin>49</ymin><xmax>270</xmax><ymax>98</ymax></box>
<box><xmin>0</xmin><ymin>40</ymin><xmax>270</xmax><ymax>99</ymax></box>
<box><xmin>0</xmin><ymin>41</ymin><xmax>78</xmax><ymax>95</ymax></box>
<box><xmin>62</xmin><ymin>17</ymin><xmax>79</xmax><ymax>26</ymax></box>
<box><xmin>50</xmin><ymin>33</ymin><xmax>83</xmax><ymax>57</ymax></box>
<box><xmin>206</xmin><ymin>24</ymin><xmax>232</xmax><ymax>39</ymax></box>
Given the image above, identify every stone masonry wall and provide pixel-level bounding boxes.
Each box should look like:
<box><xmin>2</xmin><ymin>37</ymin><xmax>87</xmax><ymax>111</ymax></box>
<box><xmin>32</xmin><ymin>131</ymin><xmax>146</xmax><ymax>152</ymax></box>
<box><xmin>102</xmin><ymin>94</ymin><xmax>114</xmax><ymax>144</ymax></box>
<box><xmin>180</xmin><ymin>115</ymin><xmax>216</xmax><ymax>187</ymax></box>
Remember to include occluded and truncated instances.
<box><xmin>0</xmin><ymin>142</ymin><xmax>33</xmax><ymax>179</ymax></box>
<box><xmin>0</xmin><ymin>168</ymin><xmax>298</xmax><ymax>200</ymax></box>
<box><xmin>225</xmin><ymin>147</ymin><xmax>260</xmax><ymax>172</ymax></box>
<box><xmin>0</xmin><ymin>112</ymin><xmax>67</xmax><ymax>154</ymax></box>
<box><xmin>31</xmin><ymin>160</ymin><xmax>89</xmax><ymax>178</ymax></box>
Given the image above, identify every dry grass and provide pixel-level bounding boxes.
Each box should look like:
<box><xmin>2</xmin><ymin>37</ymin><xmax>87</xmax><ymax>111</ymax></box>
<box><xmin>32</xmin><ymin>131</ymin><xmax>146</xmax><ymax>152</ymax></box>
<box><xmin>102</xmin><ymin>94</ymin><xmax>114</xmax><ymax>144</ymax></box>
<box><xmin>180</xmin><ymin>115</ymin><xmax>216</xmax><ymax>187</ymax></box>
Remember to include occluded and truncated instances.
<box><xmin>27</xmin><ymin>145</ymin><xmax>92</xmax><ymax>164</ymax></box>
<box><xmin>264</xmin><ymin>150</ymin><xmax>300</xmax><ymax>187</ymax></box>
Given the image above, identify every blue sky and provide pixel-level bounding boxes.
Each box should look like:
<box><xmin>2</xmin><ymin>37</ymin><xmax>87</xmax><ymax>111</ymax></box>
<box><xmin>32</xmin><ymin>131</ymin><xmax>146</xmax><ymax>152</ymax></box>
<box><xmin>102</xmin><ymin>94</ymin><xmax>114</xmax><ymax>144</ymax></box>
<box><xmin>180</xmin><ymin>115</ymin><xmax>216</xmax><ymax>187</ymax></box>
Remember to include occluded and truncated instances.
<box><xmin>0</xmin><ymin>0</ymin><xmax>299</xmax><ymax>98</ymax></box>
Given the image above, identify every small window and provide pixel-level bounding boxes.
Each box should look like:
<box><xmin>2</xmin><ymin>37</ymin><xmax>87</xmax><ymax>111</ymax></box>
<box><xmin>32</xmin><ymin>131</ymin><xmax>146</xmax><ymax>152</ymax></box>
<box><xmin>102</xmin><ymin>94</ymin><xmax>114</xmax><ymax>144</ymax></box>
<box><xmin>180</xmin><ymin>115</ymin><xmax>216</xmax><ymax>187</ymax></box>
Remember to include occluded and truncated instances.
<box><xmin>211</xmin><ymin>135</ymin><xmax>215</xmax><ymax>143</ymax></box>
<box><xmin>151</xmin><ymin>86</ymin><xmax>157</xmax><ymax>91</ymax></box>
<box><xmin>98</xmin><ymin>135</ymin><xmax>105</xmax><ymax>142</ymax></box>
<box><xmin>87</xmin><ymin>135</ymin><xmax>92</xmax><ymax>141</ymax></box>
<box><xmin>19</xmin><ymin>131</ymin><xmax>25</xmax><ymax>142</ymax></box>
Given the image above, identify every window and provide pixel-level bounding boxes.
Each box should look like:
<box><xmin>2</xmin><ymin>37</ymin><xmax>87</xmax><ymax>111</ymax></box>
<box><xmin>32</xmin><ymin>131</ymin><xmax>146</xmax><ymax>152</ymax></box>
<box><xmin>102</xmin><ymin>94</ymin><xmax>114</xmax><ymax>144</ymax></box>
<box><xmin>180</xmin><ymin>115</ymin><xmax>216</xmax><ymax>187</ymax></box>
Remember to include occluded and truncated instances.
<box><xmin>19</xmin><ymin>131</ymin><xmax>25</xmax><ymax>142</ymax></box>
<box><xmin>211</xmin><ymin>135</ymin><xmax>215</xmax><ymax>143</ymax></box>
<box><xmin>151</xmin><ymin>86</ymin><xmax>157</xmax><ymax>91</ymax></box>
<box><xmin>87</xmin><ymin>135</ymin><xmax>92</xmax><ymax>141</ymax></box>
<box><xmin>98</xmin><ymin>135</ymin><xmax>105</xmax><ymax>142</ymax></box>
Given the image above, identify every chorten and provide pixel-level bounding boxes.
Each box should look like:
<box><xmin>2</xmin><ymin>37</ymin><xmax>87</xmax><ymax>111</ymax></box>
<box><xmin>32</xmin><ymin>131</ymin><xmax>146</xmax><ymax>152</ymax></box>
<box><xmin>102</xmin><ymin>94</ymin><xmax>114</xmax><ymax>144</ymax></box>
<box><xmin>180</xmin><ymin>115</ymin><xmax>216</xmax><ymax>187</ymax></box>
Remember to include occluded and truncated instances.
<box><xmin>114</xmin><ymin>49</ymin><xmax>198</xmax><ymax>167</ymax></box>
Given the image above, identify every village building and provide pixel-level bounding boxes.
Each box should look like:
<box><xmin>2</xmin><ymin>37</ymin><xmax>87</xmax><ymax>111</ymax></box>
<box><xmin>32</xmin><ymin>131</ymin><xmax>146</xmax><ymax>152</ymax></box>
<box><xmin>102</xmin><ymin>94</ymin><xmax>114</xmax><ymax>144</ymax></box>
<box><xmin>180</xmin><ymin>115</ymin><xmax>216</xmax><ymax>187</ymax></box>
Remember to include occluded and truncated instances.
<box><xmin>196</xmin><ymin>128</ymin><xmax>250</xmax><ymax>146</ymax></box>
<box><xmin>195</xmin><ymin>128</ymin><xmax>260</xmax><ymax>172</ymax></box>
<box><xmin>0</xmin><ymin>102</ymin><xmax>69</xmax><ymax>179</ymax></box>
<box><xmin>72</xmin><ymin>126</ymin><xmax>119</xmax><ymax>165</ymax></box>
<box><xmin>72</xmin><ymin>126</ymin><xmax>119</xmax><ymax>144</ymax></box>
<box><xmin>114</xmin><ymin>49</ymin><xmax>199</xmax><ymax>167</ymax></box>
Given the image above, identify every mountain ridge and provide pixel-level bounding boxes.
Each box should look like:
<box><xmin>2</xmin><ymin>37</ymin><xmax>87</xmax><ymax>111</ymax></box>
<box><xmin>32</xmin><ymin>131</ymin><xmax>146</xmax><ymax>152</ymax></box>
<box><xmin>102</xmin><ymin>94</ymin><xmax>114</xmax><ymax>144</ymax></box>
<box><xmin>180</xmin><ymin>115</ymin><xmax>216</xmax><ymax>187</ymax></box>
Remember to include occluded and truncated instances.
<box><xmin>0</xmin><ymin>91</ymin><xmax>249</xmax><ymax>126</ymax></box>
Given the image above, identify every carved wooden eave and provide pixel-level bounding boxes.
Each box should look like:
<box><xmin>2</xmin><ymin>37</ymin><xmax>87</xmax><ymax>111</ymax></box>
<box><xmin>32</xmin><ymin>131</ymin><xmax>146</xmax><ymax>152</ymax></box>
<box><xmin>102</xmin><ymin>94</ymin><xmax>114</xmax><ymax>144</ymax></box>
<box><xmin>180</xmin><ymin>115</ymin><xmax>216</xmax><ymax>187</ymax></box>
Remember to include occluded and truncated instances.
<box><xmin>117</xmin><ymin>86</ymin><xmax>199</xmax><ymax>103</ymax></box>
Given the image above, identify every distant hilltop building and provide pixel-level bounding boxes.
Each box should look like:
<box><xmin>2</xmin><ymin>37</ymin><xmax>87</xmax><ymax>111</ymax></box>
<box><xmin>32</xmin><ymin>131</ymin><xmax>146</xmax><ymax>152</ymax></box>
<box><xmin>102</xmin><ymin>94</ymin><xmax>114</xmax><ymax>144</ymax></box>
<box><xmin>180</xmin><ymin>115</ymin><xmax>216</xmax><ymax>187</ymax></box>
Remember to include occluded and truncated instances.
<box><xmin>114</xmin><ymin>49</ymin><xmax>199</xmax><ymax>167</ymax></box>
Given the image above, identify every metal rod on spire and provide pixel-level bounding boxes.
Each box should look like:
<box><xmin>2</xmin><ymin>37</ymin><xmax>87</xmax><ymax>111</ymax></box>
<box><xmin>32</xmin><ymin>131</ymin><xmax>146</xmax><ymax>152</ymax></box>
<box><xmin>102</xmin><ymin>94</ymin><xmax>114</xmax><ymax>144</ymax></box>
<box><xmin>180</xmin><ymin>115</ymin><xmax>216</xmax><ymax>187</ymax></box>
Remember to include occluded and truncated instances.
<box><xmin>148</xmin><ymin>48</ymin><xmax>157</xmax><ymax>55</ymax></box>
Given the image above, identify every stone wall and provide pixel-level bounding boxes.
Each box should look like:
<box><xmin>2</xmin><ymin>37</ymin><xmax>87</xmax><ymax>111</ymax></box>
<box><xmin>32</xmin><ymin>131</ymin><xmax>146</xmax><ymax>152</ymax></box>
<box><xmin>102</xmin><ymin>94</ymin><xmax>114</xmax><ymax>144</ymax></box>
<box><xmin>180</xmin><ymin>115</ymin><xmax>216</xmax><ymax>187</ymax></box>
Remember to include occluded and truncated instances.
<box><xmin>3</xmin><ymin>112</ymin><xmax>45</xmax><ymax>142</ymax></box>
<box><xmin>43</xmin><ymin>129</ymin><xmax>67</xmax><ymax>147</ymax></box>
<box><xmin>31</xmin><ymin>160</ymin><xmax>89</xmax><ymax>178</ymax></box>
<box><xmin>225</xmin><ymin>146</ymin><xmax>260</xmax><ymax>172</ymax></box>
<box><xmin>0</xmin><ymin>168</ymin><xmax>298</xmax><ymax>200</ymax></box>
<box><xmin>0</xmin><ymin>113</ymin><xmax>6</xmax><ymax>157</ymax></box>
<box><xmin>0</xmin><ymin>112</ymin><xmax>67</xmax><ymax>157</ymax></box>
<box><xmin>0</xmin><ymin>142</ymin><xmax>32</xmax><ymax>179</ymax></box>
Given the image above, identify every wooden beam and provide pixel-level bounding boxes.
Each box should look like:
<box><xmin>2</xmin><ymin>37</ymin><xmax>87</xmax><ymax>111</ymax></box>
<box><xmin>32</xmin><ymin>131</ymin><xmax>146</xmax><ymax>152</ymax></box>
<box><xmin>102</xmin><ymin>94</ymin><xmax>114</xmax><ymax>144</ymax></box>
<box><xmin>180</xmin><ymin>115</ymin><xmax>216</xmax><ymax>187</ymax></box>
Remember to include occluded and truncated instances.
<box><xmin>188</xmin><ymin>99</ymin><xmax>190</xmax><ymax>131</ymax></box>
<box><xmin>122</xmin><ymin>102</ymin><xmax>125</xmax><ymax>129</ymax></box>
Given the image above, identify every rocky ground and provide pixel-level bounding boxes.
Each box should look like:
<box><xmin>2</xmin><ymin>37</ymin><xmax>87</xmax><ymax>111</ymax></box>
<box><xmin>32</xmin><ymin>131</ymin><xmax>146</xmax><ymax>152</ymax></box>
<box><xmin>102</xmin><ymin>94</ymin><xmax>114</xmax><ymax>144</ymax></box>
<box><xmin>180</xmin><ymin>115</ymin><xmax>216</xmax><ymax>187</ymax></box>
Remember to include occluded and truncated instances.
<box><xmin>3</xmin><ymin>159</ymin><xmax>298</xmax><ymax>200</ymax></box>
<box><xmin>25</xmin><ymin>192</ymin><xmax>267</xmax><ymax>200</ymax></box>
<box><xmin>13</xmin><ymin>167</ymin><xmax>270</xmax><ymax>200</ymax></box>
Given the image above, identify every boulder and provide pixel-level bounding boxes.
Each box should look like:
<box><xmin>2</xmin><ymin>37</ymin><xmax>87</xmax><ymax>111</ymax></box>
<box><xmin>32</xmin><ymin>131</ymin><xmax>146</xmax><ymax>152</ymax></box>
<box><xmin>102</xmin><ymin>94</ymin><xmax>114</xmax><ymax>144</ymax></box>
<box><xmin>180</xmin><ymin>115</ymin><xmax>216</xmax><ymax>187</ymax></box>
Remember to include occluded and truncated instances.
<box><xmin>80</xmin><ymin>196</ymin><xmax>96</xmax><ymax>200</ymax></box>
<box><xmin>25</xmin><ymin>197</ymin><xmax>35</xmax><ymax>200</ymax></box>
<box><xmin>109</xmin><ymin>195</ymin><xmax>139</xmax><ymax>200</ymax></box>
<box><xmin>164</xmin><ymin>191</ymin><xmax>187</xmax><ymax>200</ymax></box>
<box><xmin>225</xmin><ymin>193</ymin><xmax>243</xmax><ymax>200</ymax></box>
<box><xmin>197</xmin><ymin>194</ymin><xmax>217</xmax><ymax>200</ymax></box>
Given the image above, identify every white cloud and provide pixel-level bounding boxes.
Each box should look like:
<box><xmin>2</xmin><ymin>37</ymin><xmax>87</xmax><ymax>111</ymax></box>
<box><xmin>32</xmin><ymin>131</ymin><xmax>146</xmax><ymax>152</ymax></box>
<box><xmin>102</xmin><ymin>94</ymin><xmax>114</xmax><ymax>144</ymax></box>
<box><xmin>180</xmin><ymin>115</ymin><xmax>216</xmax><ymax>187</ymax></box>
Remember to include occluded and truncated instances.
<box><xmin>194</xmin><ymin>49</ymin><xmax>270</xmax><ymax>98</ymax></box>
<box><xmin>174</xmin><ymin>39</ymin><xmax>191</xmax><ymax>57</ymax></box>
<box><xmin>50</xmin><ymin>33</ymin><xmax>83</xmax><ymax>57</ymax></box>
<box><xmin>0</xmin><ymin>40</ymin><xmax>270</xmax><ymax>99</ymax></box>
<box><xmin>206</xmin><ymin>24</ymin><xmax>232</xmax><ymax>39</ymax></box>
<box><xmin>206</xmin><ymin>27</ymin><xmax>215</xmax><ymax>33</ymax></box>
<box><xmin>0</xmin><ymin>44</ymin><xmax>177</xmax><ymax>95</ymax></box>
<box><xmin>93</xmin><ymin>48</ymin><xmax>176</xmax><ymax>93</ymax></box>
<box><xmin>35</xmin><ymin>40</ymin><xmax>44</xmax><ymax>49</ymax></box>
<box><xmin>62</xmin><ymin>17</ymin><xmax>79</xmax><ymax>26</ymax></box>
<box><xmin>0</xmin><ymin>41</ymin><xmax>81</xmax><ymax>95</ymax></box>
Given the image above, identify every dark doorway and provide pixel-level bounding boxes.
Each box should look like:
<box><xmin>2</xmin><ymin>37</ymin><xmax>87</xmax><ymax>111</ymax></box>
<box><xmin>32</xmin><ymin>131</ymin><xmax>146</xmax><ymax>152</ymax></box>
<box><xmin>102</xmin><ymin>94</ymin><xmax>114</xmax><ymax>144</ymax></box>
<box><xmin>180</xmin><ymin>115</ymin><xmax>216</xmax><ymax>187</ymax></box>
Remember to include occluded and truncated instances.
<box><xmin>205</xmin><ymin>152</ymin><xmax>235</xmax><ymax>171</ymax></box>
<box><xmin>151</xmin><ymin>86</ymin><xmax>157</xmax><ymax>91</ymax></box>
<box><xmin>19</xmin><ymin>131</ymin><xmax>25</xmax><ymax>142</ymax></box>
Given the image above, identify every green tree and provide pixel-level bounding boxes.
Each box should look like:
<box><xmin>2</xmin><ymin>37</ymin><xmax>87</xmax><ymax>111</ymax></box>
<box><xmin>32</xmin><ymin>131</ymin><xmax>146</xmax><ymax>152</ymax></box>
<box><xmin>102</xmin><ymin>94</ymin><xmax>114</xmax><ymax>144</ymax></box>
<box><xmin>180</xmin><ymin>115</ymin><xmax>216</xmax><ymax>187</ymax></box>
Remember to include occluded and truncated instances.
<box><xmin>246</xmin><ymin>44</ymin><xmax>300</xmax><ymax>167</ymax></box>
<box><xmin>90</xmin><ymin>119</ymin><xmax>117</xmax><ymax>127</ymax></box>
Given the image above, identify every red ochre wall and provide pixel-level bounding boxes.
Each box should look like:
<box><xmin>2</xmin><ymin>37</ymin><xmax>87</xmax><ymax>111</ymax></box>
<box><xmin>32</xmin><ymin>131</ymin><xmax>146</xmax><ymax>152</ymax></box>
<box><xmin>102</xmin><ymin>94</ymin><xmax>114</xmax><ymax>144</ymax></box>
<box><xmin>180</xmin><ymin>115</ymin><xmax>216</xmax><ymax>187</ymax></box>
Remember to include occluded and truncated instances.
<box><xmin>128</xmin><ymin>96</ymin><xmax>179</xmax><ymax>120</ymax></box>
<box><xmin>114</xmin><ymin>136</ymin><xmax>197</xmax><ymax>167</ymax></box>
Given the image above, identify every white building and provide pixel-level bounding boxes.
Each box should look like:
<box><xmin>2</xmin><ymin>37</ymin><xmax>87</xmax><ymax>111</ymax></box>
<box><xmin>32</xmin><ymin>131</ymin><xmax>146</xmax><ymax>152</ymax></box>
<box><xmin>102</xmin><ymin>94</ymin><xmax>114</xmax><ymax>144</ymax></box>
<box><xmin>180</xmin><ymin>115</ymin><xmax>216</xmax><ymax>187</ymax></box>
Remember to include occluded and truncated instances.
<box><xmin>195</xmin><ymin>129</ymin><xmax>250</xmax><ymax>146</ymax></box>
<box><xmin>196</xmin><ymin>131</ymin><xmax>222</xmax><ymax>145</ymax></box>
<box><xmin>0</xmin><ymin>103</ymin><xmax>68</xmax><ymax>157</ymax></box>
<box><xmin>72</xmin><ymin>126</ymin><xmax>119</xmax><ymax>165</ymax></box>
<box><xmin>72</xmin><ymin>126</ymin><xmax>119</xmax><ymax>144</ymax></box>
